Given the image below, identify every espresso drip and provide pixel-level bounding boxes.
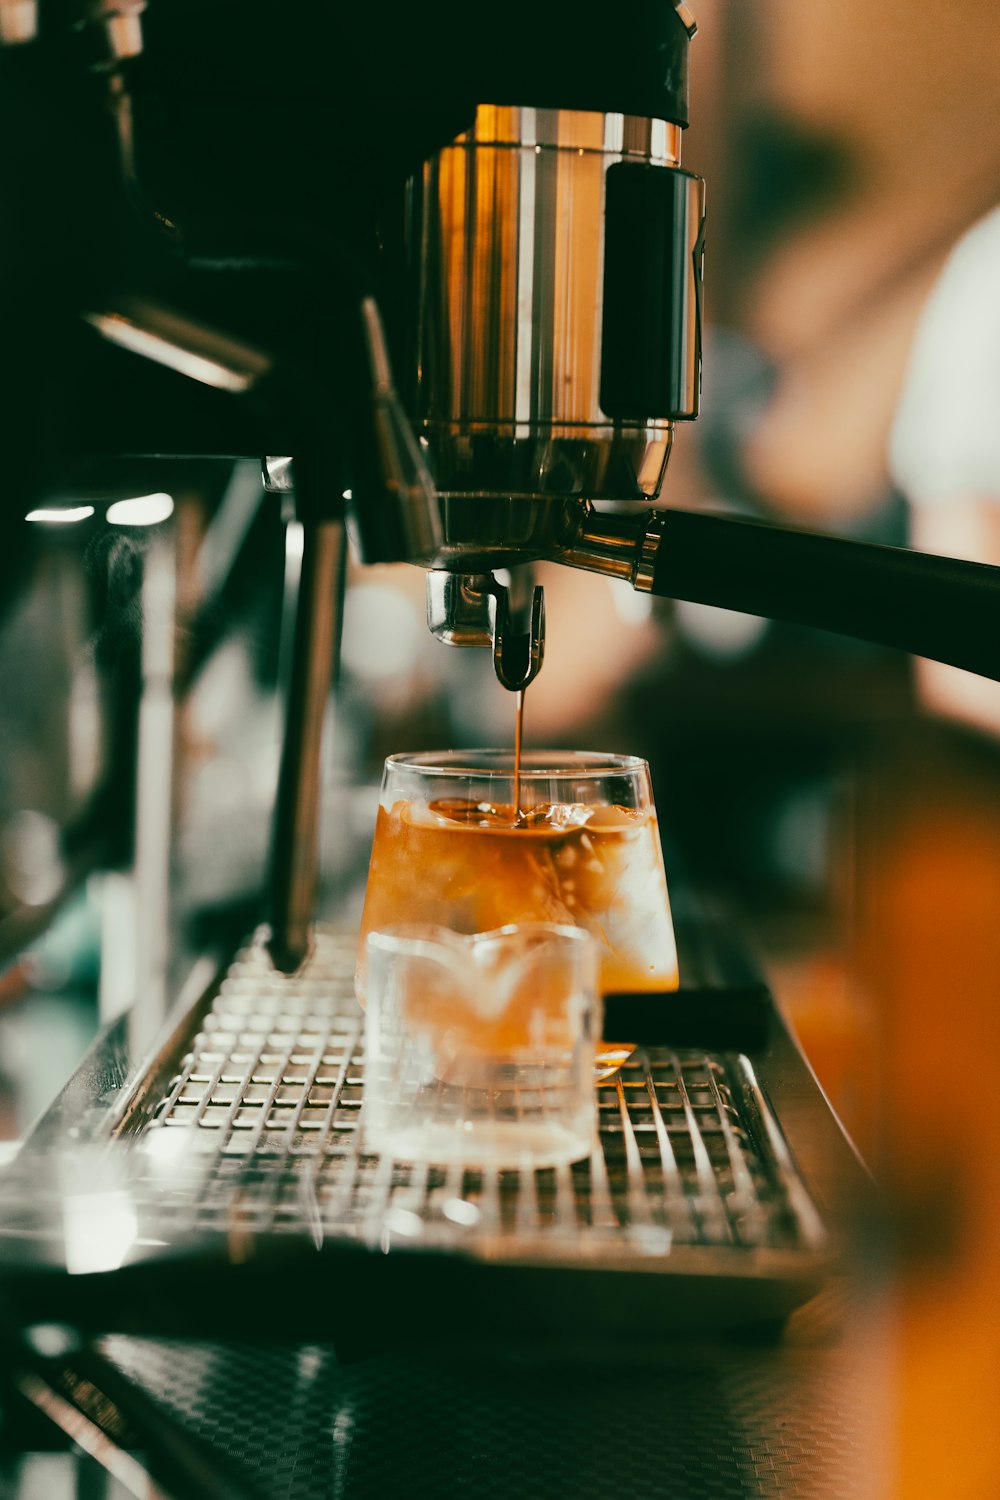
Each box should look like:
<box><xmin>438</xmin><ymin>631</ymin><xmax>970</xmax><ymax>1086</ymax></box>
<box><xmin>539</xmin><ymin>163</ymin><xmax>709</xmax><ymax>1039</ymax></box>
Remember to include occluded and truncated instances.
<box><xmin>513</xmin><ymin>688</ymin><xmax>525</xmax><ymax>820</ymax></box>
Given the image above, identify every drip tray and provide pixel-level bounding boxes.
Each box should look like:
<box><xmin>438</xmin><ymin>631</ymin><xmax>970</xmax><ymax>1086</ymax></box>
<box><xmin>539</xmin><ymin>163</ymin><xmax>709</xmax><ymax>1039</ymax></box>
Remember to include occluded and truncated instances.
<box><xmin>0</xmin><ymin>931</ymin><xmax>838</xmax><ymax>1348</ymax></box>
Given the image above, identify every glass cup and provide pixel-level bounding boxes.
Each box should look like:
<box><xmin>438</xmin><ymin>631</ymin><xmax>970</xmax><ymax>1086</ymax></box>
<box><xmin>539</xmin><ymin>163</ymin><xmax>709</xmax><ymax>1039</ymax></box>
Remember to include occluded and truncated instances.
<box><xmin>361</xmin><ymin>922</ymin><xmax>599</xmax><ymax>1167</ymax></box>
<box><xmin>355</xmin><ymin>750</ymin><xmax>678</xmax><ymax>1005</ymax></box>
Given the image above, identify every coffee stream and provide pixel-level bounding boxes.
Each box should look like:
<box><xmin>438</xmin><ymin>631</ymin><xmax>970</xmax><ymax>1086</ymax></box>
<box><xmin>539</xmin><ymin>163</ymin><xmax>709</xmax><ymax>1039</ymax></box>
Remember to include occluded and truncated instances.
<box><xmin>513</xmin><ymin>688</ymin><xmax>525</xmax><ymax>821</ymax></box>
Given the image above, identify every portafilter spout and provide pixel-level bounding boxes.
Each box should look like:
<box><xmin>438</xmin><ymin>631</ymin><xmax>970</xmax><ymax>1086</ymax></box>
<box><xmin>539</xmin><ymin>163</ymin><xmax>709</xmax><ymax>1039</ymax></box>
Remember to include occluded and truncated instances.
<box><xmin>425</xmin><ymin>571</ymin><xmax>545</xmax><ymax>693</ymax></box>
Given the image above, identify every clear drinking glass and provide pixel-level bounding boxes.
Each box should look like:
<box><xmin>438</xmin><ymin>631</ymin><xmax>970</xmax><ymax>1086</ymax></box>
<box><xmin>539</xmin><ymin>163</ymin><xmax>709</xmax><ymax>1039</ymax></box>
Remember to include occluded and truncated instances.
<box><xmin>355</xmin><ymin>749</ymin><xmax>678</xmax><ymax>1005</ymax></box>
<box><xmin>361</xmin><ymin>922</ymin><xmax>599</xmax><ymax>1167</ymax></box>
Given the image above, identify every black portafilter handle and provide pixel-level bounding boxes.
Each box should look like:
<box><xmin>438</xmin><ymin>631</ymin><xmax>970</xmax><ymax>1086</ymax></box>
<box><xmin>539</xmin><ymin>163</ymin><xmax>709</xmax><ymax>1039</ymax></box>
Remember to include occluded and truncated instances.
<box><xmin>650</xmin><ymin>508</ymin><xmax>1000</xmax><ymax>682</ymax></box>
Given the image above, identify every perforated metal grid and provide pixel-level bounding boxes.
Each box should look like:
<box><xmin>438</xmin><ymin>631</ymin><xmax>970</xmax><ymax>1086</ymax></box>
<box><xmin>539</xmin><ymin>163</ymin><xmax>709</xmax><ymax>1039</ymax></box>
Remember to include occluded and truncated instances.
<box><xmin>2</xmin><ymin>934</ymin><xmax>868</xmax><ymax>1498</ymax></box>
<box><xmin>99</xmin><ymin>1289</ymin><xmax>878</xmax><ymax>1500</ymax></box>
<box><xmin>111</xmin><ymin>932</ymin><xmax>825</xmax><ymax>1263</ymax></box>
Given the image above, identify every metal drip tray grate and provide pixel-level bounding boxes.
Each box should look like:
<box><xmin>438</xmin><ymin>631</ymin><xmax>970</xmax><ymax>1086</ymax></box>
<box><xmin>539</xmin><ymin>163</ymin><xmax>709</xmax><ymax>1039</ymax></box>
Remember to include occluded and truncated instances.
<box><xmin>106</xmin><ymin>932</ymin><xmax>826</xmax><ymax>1268</ymax></box>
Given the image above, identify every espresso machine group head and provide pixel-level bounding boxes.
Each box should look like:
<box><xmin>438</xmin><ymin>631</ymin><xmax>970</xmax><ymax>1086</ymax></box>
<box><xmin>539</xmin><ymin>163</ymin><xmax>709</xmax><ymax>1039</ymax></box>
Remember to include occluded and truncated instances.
<box><xmin>370</xmin><ymin>93</ymin><xmax>705</xmax><ymax>688</ymax></box>
<box><xmin>261</xmin><ymin>5</ymin><xmax>706</xmax><ymax>692</ymax></box>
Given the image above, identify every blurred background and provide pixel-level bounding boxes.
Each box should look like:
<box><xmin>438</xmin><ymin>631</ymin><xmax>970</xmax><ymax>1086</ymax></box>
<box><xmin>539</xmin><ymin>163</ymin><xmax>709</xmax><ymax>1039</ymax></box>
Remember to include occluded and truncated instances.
<box><xmin>3</xmin><ymin>2</ymin><xmax>1000</xmax><ymax>1495</ymax></box>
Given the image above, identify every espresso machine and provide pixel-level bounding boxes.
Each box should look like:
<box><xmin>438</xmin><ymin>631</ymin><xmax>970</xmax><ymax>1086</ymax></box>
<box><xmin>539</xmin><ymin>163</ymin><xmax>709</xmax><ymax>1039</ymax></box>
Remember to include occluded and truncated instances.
<box><xmin>5</xmin><ymin>0</ymin><xmax>1000</xmax><ymax>979</ymax></box>
<box><xmin>0</xmin><ymin>3</ymin><xmax>992</xmax><ymax>1492</ymax></box>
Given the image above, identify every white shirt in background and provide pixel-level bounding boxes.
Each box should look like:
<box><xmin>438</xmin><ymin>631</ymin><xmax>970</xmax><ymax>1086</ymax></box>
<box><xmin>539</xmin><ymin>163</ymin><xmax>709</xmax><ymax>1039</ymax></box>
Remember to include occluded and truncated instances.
<box><xmin>889</xmin><ymin>207</ymin><xmax>1000</xmax><ymax>733</ymax></box>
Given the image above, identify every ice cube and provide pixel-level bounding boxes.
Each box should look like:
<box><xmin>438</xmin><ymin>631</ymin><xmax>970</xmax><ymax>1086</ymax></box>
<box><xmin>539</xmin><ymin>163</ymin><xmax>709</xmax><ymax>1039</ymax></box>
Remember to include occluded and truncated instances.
<box><xmin>396</xmin><ymin>796</ymin><xmax>514</xmax><ymax>829</ymax></box>
<box><xmin>467</xmin><ymin>925</ymin><xmax>593</xmax><ymax>1048</ymax></box>
<box><xmin>371</xmin><ymin>923</ymin><xmax>595</xmax><ymax>1071</ymax></box>
<box><xmin>599</xmin><ymin>836</ymin><xmax>677</xmax><ymax>983</ymax></box>
<box><xmin>544</xmin><ymin>802</ymin><xmax>593</xmax><ymax>830</ymax></box>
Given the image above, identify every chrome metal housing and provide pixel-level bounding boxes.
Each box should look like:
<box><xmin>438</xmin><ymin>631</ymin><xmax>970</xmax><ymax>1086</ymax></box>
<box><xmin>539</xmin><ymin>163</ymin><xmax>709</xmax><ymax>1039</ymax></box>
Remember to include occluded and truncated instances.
<box><xmin>405</xmin><ymin>108</ymin><xmax>687</xmax><ymax>565</ymax></box>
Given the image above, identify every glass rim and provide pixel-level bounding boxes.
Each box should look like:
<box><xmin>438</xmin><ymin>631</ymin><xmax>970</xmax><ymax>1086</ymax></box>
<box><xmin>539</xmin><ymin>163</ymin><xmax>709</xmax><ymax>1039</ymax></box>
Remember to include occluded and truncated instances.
<box><xmin>383</xmin><ymin>749</ymin><xmax>648</xmax><ymax>781</ymax></box>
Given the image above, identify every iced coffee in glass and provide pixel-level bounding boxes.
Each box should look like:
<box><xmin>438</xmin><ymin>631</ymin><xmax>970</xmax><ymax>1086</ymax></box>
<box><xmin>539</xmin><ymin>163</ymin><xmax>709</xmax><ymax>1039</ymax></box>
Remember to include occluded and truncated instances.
<box><xmin>356</xmin><ymin>750</ymin><xmax>678</xmax><ymax>1004</ymax></box>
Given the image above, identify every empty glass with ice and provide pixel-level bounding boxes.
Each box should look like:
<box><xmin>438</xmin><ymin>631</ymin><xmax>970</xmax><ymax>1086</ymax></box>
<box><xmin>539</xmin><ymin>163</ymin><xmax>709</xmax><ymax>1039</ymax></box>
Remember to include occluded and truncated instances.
<box><xmin>361</xmin><ymin>922</ymin><xmax>599</xmax><ymax>1167</ymax></box>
